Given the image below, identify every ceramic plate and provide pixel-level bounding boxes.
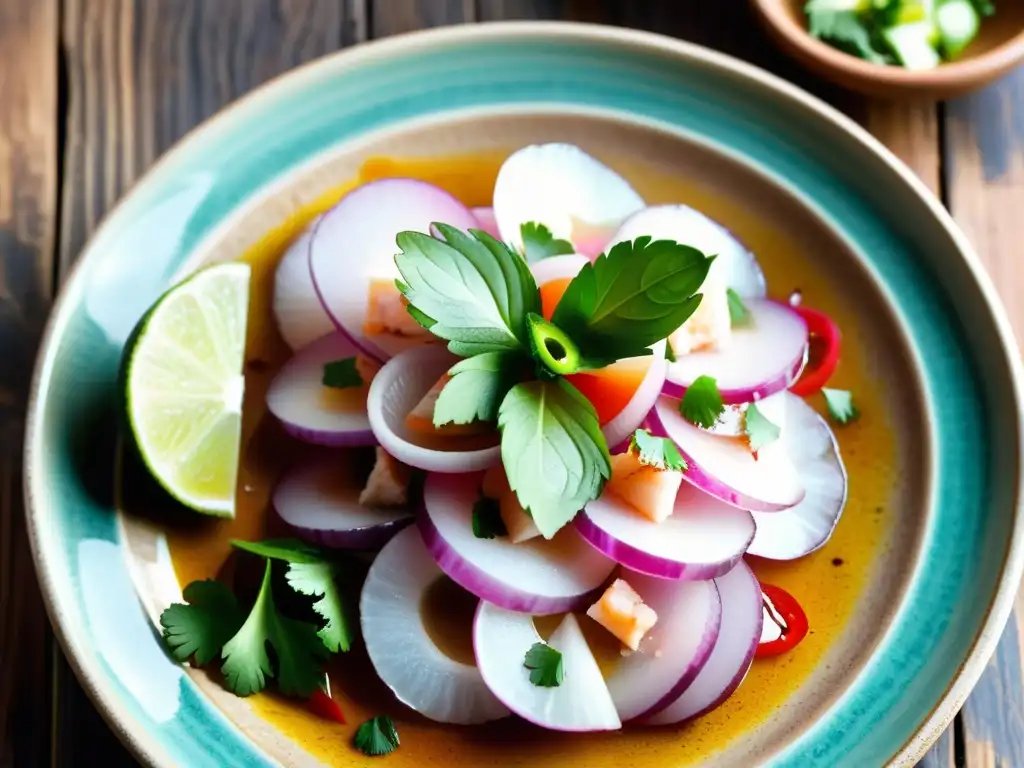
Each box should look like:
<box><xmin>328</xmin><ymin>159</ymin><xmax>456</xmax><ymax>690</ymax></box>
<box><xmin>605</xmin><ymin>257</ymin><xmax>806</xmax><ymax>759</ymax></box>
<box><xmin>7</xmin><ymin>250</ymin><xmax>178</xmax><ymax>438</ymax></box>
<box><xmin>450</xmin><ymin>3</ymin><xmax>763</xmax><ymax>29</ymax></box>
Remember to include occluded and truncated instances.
<box><xmin>25</xmin><ymin>22</ymin><xmax>1024</xmax><ymax>768</ymax></box>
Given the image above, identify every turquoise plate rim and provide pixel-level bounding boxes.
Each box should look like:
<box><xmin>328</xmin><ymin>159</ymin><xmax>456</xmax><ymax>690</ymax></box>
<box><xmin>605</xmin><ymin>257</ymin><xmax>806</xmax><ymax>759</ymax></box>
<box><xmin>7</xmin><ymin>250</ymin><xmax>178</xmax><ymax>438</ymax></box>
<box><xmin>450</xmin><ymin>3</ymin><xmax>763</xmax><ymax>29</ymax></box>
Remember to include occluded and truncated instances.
<box><xmin>24</xmin><ymin>21</ymin><xmax>1024</xmax><ymax>768</ymax></box>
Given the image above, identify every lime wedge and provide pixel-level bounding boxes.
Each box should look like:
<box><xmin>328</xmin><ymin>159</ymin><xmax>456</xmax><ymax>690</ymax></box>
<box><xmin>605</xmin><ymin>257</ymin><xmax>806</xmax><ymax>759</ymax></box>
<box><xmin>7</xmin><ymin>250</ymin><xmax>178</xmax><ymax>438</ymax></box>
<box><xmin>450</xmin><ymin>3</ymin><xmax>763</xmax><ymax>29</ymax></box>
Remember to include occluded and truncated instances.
<box><xmin>122</xmin><ymin>262</ymin><xmax>251</xmax><ymax>517</ymax></box>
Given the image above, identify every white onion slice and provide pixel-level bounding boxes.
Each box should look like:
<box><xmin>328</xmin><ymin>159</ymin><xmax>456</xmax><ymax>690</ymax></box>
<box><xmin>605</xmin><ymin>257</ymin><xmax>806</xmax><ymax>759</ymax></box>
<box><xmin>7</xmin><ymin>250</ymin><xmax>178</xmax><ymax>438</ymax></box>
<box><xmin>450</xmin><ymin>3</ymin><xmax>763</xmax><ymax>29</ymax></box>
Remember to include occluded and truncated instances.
<box><xmin>309</xmin><ymin>178</ymin><xmax>478</xmax><ymax>362</ymax></box>
<box><xmin>273</xmin><ymin>456</ymin><xmax>413</xmax><ymax>549</ymax></box>
<box><xmin>493</xmin><ymin>144</ymin><xmax>644</xmax><ymax>258</ymax></box>
<box><xmin>471</xmin><ymin>206</ymin><xmax>501</xmax><ymax>239</ymax></box>
<box><xmin>361</xmin><ymin>527</ymin><xmax>509</xmax><ymax>724</ymax></box>
<box><xmin>366</xmin><ymin>345</ymin><xmax>501</xmax><ymax>473</ymax></box>
<box><xmin>607</xmin><ymin>204</ymin><xmax>766</xmax><ymax>298</ymax></box>
<box><xmin>662</xmin><ymin>299</ymin><xmax>808</xmax><ymax>404</ymax></box>
<box><xmin>603</xmin><ymin>572</ymin><xmax>721</xmax><ymax>720</ymax></box>
<box><xmin>577</xmin><ymin>482</ymin><xmax>755</xmax><ymax>580</ymax></box>
<box><xmin>421</xmin><ymin>471</ymin><xmax>616</xmax><ymax>615</ymax></box>
<box><xmin>650</xmin><ymin>397</ymin><xmax>805</xmax><ymax>511</ymax></box>
<box><xmin>748</xmin><ymin>394</ymin><xmax>848</xmax><ymax>559</ymax></box>
<box><xmin>474</xmin><ymin>605</ymin><xmax>621</xmax><ymax>731</ymax></box>
<box><xmin>272</xmin><ymin>217</ymin><xmax>334</xmax><ymax>351</ymax></box>
<box><xmin>266</xmin><ymin>333</ymin><xmax>376</xmax><ymax>447</ymax></box>
<box><xmin>645</xmin><ymin>560</ymin><xmax>763</xmax><ymax>725</ymax></box>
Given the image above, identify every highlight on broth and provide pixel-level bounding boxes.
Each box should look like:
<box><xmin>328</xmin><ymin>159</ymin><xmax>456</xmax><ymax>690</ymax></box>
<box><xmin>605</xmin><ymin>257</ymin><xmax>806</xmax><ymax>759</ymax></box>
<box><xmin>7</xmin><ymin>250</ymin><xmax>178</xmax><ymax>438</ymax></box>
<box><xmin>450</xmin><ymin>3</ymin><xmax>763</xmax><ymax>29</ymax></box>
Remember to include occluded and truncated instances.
<box><xmin>121</xmin><ymin>143</ymin><xmax>860</xmax><ymax>759</ymax></box>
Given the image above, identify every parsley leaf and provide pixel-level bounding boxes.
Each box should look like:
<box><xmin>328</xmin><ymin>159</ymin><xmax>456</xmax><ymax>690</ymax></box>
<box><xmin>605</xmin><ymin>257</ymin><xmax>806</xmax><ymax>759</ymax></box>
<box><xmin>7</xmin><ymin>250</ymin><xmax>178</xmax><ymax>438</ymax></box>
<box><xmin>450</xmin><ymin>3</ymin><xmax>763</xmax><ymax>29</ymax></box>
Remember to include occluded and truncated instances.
<box><xmin>822</xmin><ymin>388</ymin><xmax>859</xmax><ymax>425</ymax></box>
<box><xmin>472</xmin><ymin>495</ymin><xmax>507</xmax><ymax>539</ymax></box>
<box><xmin>550</xmin><ymin>237</ymin><xmax>714</xmax><ymax>367</ymax></box>
<box><xmin>395</xmin><ymin>225</ymin><xmax>541</xmax><ymax>357</ymax></box>
<box><xmin>221</xmin><ymin>560</ymin><xmax>328</xmax><ymax>698</ymax></box>
<box><xmin>524</xmin><ymin>642</ymin><xmax>565</xmax><ymax>687</ymax></box>
<box><xmin>498</xmin><ymin>378</ymin><xmax>611</xmax><ymax>538</ymax></box>
<box><xmin>805</xmin><ymin>4</ymin><xmax>890</xmax><ymax>65</ymax></box>
<box><xmin>726</xmin><ymin>288</ymin><xmax>753</xmax><ymax>328</ymax></box>
<box><xmin>286</xmin><ymin>561</ymin><xmax>352</xmax><ymax>653</ymax></box>
<box><xmin>322</xmin><ymin>357</ymin><xmax>362</xmax><ymax>388</ymax></box>
<box><xmin>630</xmin><ymin>429</ymin><xmax>688</xmax><ymax>471</ymax></box>
<box><xmin>680</xmin><ymin>375</ymin><xmax>725</xmax><ymax>429</ymax></box>
<box><xmin>433</xmin><ymin>351</ymin><xmax>521</xmax><ymax>427</ymax></box>
<box><xmin>354</xmin><ymin>715</ymin><xmax>400</xmax><ymax>757</ymax></box>
<box><xmin>231</xmin><ymin>539</ymin><xmax>322</xmax><ymax>563</ymax></box>
<box><xmin>520</xmin><ymin>221</ymin><xmax>575</xmax><ymax>263</ymax></box>
<box><xmin>160</xmin><ymin>580</ymin><xmax>245</xmax><ymax>666</ymax></box>
<box><xmin>744</xmin><ymin>403</ymin><xmax>781</xmax><ymax>454</ymax></box>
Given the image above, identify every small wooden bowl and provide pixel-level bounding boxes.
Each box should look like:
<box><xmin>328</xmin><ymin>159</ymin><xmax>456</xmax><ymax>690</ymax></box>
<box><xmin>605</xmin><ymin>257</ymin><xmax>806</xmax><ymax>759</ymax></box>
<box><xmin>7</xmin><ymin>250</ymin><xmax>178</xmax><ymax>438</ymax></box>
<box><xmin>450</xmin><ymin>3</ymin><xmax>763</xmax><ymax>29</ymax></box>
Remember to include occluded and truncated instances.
<box><xmin>752</xmin><ymin>0</ymin><xmax>1024</xmax><ymax>98</ymax></box>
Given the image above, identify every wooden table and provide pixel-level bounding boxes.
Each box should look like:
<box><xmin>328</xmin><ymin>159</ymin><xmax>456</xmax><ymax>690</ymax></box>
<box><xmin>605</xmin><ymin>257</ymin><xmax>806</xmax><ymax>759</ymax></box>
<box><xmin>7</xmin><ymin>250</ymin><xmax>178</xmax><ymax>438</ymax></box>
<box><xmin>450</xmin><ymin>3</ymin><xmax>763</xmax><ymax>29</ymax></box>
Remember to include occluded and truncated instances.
<box><xmin>0</xmin><ymin>1</ymin><xmax>1020</xmax><ymax>765</ymax></box>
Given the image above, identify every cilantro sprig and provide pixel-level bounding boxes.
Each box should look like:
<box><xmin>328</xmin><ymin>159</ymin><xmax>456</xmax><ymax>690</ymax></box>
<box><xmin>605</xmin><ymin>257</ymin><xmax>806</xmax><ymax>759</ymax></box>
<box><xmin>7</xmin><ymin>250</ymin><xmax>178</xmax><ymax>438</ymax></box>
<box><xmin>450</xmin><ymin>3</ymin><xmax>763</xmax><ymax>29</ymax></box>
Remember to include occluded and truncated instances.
<box><xmin>630</xmin><ymin>429</ymin><xmax>688</xmax><ymax>471</ymax></box>
<box><xmin>680</xmin><ymin>375</ymin><xmax>725</xmax><ymax>429</ymax></box>
<box><xmin>744</xmin><ymin>403</ymin><xmax>781</xmax><ymax>456</ymax></box>
<box><xmin>823</xmin><ymin>388</ymin><xmax>859</xmax><ymax>425</ymax></box>
<box><xmin>524</xmin><ymin>642</ymin><xmax>565</xmax><ymax>687</ymax></box>
<box><xmin>322</xmin><ymin>357</ymin><xmax>362</xmax><ymax>389</ymax></box>
<box><xmin>520</xmin><ymin>221</ymin><xmax>574</xmax><ymax>263</ymax></box>
<box><xmin>354</xmin><ymin>715</ymin><xmax>400</xmax><ymax>757</ymax></box>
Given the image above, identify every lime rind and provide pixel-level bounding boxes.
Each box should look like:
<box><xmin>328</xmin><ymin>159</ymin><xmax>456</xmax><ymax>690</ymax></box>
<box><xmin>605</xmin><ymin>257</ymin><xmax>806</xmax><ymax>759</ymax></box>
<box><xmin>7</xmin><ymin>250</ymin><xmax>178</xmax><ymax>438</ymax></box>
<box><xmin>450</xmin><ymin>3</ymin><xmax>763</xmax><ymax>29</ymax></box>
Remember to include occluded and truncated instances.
<box><xmin>124</xmin><ymin>262</ymin><xmax>251</xmax><ymax>517</ymax></box>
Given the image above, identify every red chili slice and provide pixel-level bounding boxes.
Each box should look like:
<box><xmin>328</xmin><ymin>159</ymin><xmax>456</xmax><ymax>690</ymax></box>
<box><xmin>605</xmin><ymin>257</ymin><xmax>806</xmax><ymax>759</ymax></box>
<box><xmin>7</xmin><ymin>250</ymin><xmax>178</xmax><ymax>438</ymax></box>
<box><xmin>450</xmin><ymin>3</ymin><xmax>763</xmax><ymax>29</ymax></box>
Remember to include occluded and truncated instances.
<box><xmin>789</xmin><ymin>305</ymin><xmax>841</xmax><ymax>397</ymax></box>
<box><xmin>307</xmin><ymin>687</ymin><xmax>346</xmax><ymax>724</ymax></box>
<box><xmin>755</xmin><ymin>583</ymin><xmax>808</xmax><ymax>658</ymax></box>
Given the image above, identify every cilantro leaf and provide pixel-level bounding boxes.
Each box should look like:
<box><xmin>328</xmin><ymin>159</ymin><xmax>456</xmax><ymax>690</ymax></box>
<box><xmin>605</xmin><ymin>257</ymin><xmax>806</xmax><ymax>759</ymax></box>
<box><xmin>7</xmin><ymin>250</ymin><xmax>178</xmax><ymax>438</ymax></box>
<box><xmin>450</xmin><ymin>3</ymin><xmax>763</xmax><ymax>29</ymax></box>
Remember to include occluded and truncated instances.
<box><xmin>221</xmin><ymin>561</ymin><xmax>328</xmax><ymax>698</ymax></box>
<box><xmin>472</xmin><ymin>495</ymin><xmax>507</xmax><ymax>539</ymax></box>
<box><xmin>550</xmin><ymin>237</ymin><xmax>714</xmax><ymax>367</ymax></box>
<box><xmin>231</xmin><ymin>538</ymin><xmax>322</xmax><ymax>564</ymax></box>
<box><xmin>520</xmin><ymin>221</ymin><xmax>575</xmax><ymax>263</ymax></box>
<box><xmin>286</xmin><ymin>561</ymin><xmax>352</xmax><ymax>653</ymax></box>
<box><xmin>744</xmin><ymin>403</ymin><xmax>781</xmax><ymax>454</ymax></box>
<box><xmin>160</xmin><ymin>580</ymin><xmax>245</xmax><ymax>666</ymax></box>
<box><xmin>805</xmin><ymin>4</ymin><xmax>890</xmax><ymax>65</ymax></box>
<box><xmin>630</xmin><ymin>429</ymin><xmax>688</xmax><ymax>471</ymax></box>
<box><xmin>822</xmin><ymin>388</ymin><xmax>859</xmax><ymax>425</ymax></box>
<box><xmin>322</xmin><ymin>357</ymin><xmax>362</xmax><ymax>388</ymax></box>
<box><xmin>524</xmin><ymin>642</ymin><xmax>565</xmax><ymax>687</ymax></box>
<box><xmin>665</xmin><ymin>340</ymin><xmax>676</xmax><ymax>362</ymax></box>
<box><xmin>354</xmin><ymin>715</ymin><xmax>400</xmax><ymax>757</ymax></box>
<box><xmin>395</xmin><ymin>225</ymin><xmax>541</xmax><ymax>357</ymax></box>
<box><xmin>680</xmin><ymin>375</ymin><xmax>725</xmax><ymax>429</ymax></box>
<box><xmin>498</xmin><ymin>378</ymin><xmax>611</xmax><ymax>539</ymax></box>
<box><xmin>726</xmin><ymin>288</ymin><xmax>753</xmax><ymax>328</ymax></box>
<box><xmin>971</xmin><ymin>0</ymin><xmax>995</xmax><ymax>17</ymax></box>
<box><xmin>433</xmin><ymin>351</ymin><xmax>521</xmax><ymax>427</ymax></box>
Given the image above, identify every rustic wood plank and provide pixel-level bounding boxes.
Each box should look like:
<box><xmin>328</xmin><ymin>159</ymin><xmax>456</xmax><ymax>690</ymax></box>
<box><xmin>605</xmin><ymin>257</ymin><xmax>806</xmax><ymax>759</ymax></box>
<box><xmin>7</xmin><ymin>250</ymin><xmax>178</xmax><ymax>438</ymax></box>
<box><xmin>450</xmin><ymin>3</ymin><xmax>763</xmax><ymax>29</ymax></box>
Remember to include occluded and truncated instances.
<box><xmin>947</xmin><ymin>65</ymin><xmax>1024</xmax><ymax>768</ymax></box>
<box><xmin>370</xmin><ymin>0</ymin><xmax>475</xmax><ymax>37</ymax></box>
<box><xmin>55</xmin><ymin>2</ymin><xmax>362</xmax><ymax>764</ymax></box>
<box><xmin>0</xmin><ymin>1</ymin><xmax>58</xmax><ymax>766</ymax></box>
<box><xmin>916</xmin><ymin>722</ymin><xmax>957</xmax><ymax>768</ymax></box>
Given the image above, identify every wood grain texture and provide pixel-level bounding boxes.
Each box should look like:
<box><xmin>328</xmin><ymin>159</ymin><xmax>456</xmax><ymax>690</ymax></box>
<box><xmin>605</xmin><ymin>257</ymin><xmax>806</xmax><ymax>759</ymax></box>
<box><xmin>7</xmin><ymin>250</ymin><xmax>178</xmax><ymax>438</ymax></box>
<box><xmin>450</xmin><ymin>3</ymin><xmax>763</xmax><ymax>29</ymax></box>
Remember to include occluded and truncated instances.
<box><xmin>947</xmin><ymin>65</ymin><xmax>1024</xmax><ymax>768</ymax></box>
<box><xmin>0</xmin><ymin>1</ymin><xmax>58</xmax><ymax>766</ymax></box>
<box><xmin>370</xmin><ymin>0</ymin><xmax>475</xmax><ymax>36</ymax></box>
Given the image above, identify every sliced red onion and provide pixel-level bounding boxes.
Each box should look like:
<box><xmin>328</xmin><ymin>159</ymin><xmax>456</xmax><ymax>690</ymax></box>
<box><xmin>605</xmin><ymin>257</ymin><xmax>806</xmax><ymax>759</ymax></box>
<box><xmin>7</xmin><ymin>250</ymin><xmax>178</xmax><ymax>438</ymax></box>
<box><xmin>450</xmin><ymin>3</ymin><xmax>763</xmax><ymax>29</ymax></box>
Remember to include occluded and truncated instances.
<box><xmin>607</xmin><ymin>204</ymin><xmax>766</xmax><ymax>298</ymax></box>
<box><xmin>577</xmin><ymin>482</ymin><xmax>755</xmax><ymax>580</ymax></box>
<box><xmin>361</xmin><ymin>527</ymin><xmax>509</xmax><ymax>724</ymax></box>
<box><xmin>366</xmin><ymin>345</ymin><xmax>500</xmax><ymax>473</ymax></box>
<box><xmin>644</xmin><ymin>560</ymin><xmax>763</xmax><ymax>725</ymax></box>
<box><xmin>474</xmin><ymin>605</ymin><xmax>621</xmax><ymax>731</ymax></box>
<box><xmin>421</xmin><ymin>471</ymin><xmax>616</xmax><ymax>615</ymax></box>
<box><xmin>272</xmin><ymin>216</ymin><xmax>334</xmax><ymax>351</ymax></box>
<box><xmin>272</xmin><ymin>456</ymin><xmax>413</xmax><ymax>549</ymax></box>
<box><xmin>748</xmin><ymin>393</ymin><xmax>848</xmax><ymax>559</ymax></box>
<box><xmin>309</xmin><ymin>178</ymin><xmax>478</xmax><ymax>362</ymax></box>
<box><xmin>493</xmin><ymin>143</ymin><xmax>644</xmax><ymax>257</ymax></box>
<box><xmin>661</xmin><ymin>299</ymin><xmax>808</xmax><ymax>404</ymax></box>
<box><xmin>604</xmin><ymin>572</ymin><xmax>721</xmax><ymax>721</ymax></box>
<box><xmin>650</xmin><ymin>397</ymin><xmax>805</xmax><ymax>512</ymax></box>
<box><xmin>266</xmin><ymin>333</ymin><xmax>376</xmax><ymax>447</ymax></box>
<box><xmin>471</xmin><ymin>206</ymin><xmax>501</xmax><ymax>240</ymax></box>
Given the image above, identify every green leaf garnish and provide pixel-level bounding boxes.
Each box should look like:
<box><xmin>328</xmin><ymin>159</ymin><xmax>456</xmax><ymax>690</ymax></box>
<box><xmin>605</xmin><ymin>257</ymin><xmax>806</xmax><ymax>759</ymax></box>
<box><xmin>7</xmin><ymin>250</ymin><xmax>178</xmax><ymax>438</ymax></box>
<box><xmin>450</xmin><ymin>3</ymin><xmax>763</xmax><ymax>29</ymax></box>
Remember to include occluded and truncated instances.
<box><xmin>805</xmin><ymin>3</ymin><xmax>891</xmax><ymax>65</ymax></box>
<box><xmin>220</xmin><ymin>560</ymin><xmax>329</xmax><ymax>698</ymax></box>
<box><xmin>498</xmin><ymin>378</ymin><xmax>611</xmax><ymax>538</ymax></box>
<box><xmin>472</xmin><ymin>495</ymin><xmax>507</xmax><ymax>539</ymax></box>
<box><xmin>322</xmin><ymin>357</ymin><xmax>362</xmax><ymax>389</ymax></box>
<box><xmin>521</xmin><ymin>221</ymin><xmax>574</xmax><ymax>263</ymax></box>
<box><xmin>523</xmin><ymin>642</ymin><xmax>565</xmax><ymax>688</ymax></box>
<box><xmin>354</xmin><ymin>715</ymin><xmax>401</xmax><ymax>757</ymax></box>
<box><xmin>550</xmin><ymin>237</ymin><xmax>714</xmax><ymax>367</ymax></box>
<box><xmin>433</xmin><ymin>352</ymin><xmax>520</xmax><ymax>427</ymax></box>
<box><xmin>630</xmin><ymin>429</ymin><xmax>688</xmax><ymax>472</ymax></box>
<box><xmin>744</xmin><ymin>403</ymin><xmax>781</xmax><ymax>454</ymax></box>
<box><xmin>665</xmin><ymin>340</ymin><xmax>677</xmax><ymax>362</ymax></box>
<box><xmin>395</xmin><ymin>225</ymin><xmax>541</xmax><ymax>356</ymax></box>
<box><xmin>726</xmin><ymin>288</ymin><xmax>753</xmax><ymax>328</ymax></box>
<box><xmin>527</xmin><ymin>312</ymin><xmax>581</xmax><ymax>376</ymax></box>
<box><xmin>286</xmin><ymin>561</ymin><xmax>352</xmax><ymax>653</ymax></box>
<box><xmin>160</xmin><ymin>580</ymin><xmax>245</xmax><ymax>665</ymax></box>
<box><xmin>680</xmin><ymin>375</ymin><xmax>725</xmax><ymax>429</ymax></box>
<box><xmin>231</xmin><ymin>538</ymin><xmax>322</xmax><ymax>564</ymax></box>
<box><xmin>822</xmin><ymin>388</ymin><xmax>859</xmax><ymax>425</ymax></box>
<box><xmin>971</xmin><ymin>0</ymin><xmax>995</xmax><ymax>17</ymax></box>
